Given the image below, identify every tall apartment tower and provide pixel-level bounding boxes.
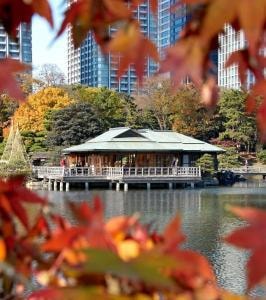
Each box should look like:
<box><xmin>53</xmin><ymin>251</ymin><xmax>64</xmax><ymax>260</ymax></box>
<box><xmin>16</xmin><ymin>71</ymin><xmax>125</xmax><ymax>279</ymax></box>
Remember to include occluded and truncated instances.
<box><xmin>218</xmin><ymin>25</ymin><xmax>254</xmax><ymax>89</ymax></box>
<box><xmin>158</xmin><ymin>0</ymin><xmax>188</xmax><ymax>56</ymax></box>
<box><xmin>0</xmin><ymin>23</ymin><xmax>32</xmax><ymax>64</ymax></box>
<box><xmin>67</xmin><ymin>1</ymin><xmax>158</xmax><ymax>94</ymax></box>
<box><xmin>158</xmin><ymin>1</ymin><xmax>218</xmax><ymax>81</ymax></box>
<box><xmin>67</xmin><ymin>1</ymin><xmax>218</xmax><ymax>92</ymax></box>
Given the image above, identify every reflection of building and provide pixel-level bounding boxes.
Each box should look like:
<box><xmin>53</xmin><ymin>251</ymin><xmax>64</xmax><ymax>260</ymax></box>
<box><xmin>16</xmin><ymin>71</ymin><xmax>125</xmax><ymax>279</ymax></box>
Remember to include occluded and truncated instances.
<box><xmin>63</xmin><ymin>127</ymin><xmax>224</xmax><ymax>168</ymax></box>
<box><xmin>0</xmin><ymin>24</ymin><xmax>32</xmax><ymax>63</ymax></box>
<box><xmin>67</xmin><ymin>2</ymin><xmax>157</xmax><ymax>94</ymax></box>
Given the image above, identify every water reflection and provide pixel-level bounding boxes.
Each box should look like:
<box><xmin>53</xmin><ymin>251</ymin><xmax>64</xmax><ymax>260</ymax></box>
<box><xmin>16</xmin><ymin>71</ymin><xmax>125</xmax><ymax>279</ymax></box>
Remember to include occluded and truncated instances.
<box><xmin>37</xmin><ymin>184</ymin><xmax>266</xmax><ymax>295</ymax></box>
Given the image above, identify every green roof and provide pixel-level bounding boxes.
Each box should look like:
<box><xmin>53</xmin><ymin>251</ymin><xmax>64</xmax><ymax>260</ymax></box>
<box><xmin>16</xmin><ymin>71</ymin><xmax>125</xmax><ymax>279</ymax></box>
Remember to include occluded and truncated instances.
<box><xmin>63</xmin><ymin>128</ymin><xmax>225</xmax><ymax>153</ymax></box>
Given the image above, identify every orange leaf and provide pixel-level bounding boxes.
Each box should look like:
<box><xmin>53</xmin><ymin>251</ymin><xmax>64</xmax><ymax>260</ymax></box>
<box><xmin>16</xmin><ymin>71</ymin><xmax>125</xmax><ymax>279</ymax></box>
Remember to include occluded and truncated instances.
<box><xmin>162</xmin><ymin>215</ymin><xmax>185</xmax><ymax>251</ymax></box>
<box><xmin>0</xmin><ymin>239</ymin><xmax>6</xmax><ymax>261</ymax></box>
<box><xmin>0</xmin><ymin>176</ymin><xmax>47</xmax><ymax>229</ymax></box>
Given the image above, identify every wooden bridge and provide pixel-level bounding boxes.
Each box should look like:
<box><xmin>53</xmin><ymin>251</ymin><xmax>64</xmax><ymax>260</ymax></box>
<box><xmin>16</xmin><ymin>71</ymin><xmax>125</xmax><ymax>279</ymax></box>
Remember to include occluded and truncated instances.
<box><xmin>32</xmin><ymin>166</ymin><xmax>202</xmax><ymax>191</ymax></box>
<box><xmin>228</xmin><ymin>166</ymin><xmax>266</xmax><ymax>176</ymax></box>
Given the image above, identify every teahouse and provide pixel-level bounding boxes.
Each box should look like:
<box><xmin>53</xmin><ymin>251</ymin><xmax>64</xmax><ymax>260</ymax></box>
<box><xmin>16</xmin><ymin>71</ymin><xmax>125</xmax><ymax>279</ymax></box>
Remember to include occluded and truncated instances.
<box><xmin>62</xmin><ymin>127</ymin><xmax>224</xmax><ymax>168</ymax></box>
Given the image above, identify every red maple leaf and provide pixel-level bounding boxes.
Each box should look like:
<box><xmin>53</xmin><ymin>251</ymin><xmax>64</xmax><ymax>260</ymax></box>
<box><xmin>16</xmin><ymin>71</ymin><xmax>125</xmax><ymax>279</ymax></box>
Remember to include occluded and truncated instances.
<box><xmin>160</xmin><ymin>36</ymin><xmax>207</xmax><ymax>86</ymax></box>
<box><xmin>225</xmin><ymin>206</ymin><xmax>266</xmax><ymax>289</ymax></box>
<box><xmin>0</xmin><ymin>176</ymin><xmax>47</xmax><ymax>229</ymax></box>
<box><xmin>42</xmin><ymin>198</ymin><xmax>114</xmax><ymax>258</ymax></box>
<box><xmin>0</xmin><ymin>58</ymin><xmax>28</xmax><ymax>101</ymax></box>
<box><xmin>108</xmin><ymin>21</ymin><xmax>159</xmax><ymax>82</ymax></box>
<box><xmin>58</xmin><ymin>0</ymin><xmax>132</xmax><ymax>48</ymax></box>
<box><xmin>0</xmin><ymin>0</ymin><xmax>53</xmax><ymax>36</ymax></box>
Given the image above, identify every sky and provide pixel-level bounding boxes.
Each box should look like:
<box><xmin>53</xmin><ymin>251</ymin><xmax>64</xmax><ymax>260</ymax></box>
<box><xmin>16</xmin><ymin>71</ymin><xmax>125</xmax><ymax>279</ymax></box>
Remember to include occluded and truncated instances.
<box><xmin>32</xmin><ymin>0</ymin><xmax>67</xmax><ymax>76</ymax></box>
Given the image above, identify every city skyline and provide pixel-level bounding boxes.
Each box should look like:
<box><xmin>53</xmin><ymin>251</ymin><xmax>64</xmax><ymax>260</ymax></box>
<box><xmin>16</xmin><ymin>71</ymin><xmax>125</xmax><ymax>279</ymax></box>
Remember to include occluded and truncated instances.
<box><xmin>67</xmin><ymin>1</ymin><xmax>158</xmax><ymax>94</ymax></box>
<box><xmin>31</xmin><ymin>1</ymin><xmax>245</xmax><ymax>91</ymax></box>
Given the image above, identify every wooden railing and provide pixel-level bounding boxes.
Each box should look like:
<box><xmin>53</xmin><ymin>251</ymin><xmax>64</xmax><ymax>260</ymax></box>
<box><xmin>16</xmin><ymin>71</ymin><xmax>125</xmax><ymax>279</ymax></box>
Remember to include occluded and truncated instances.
<box><xmin>32</xmin><ymin>166</ymin><xmax>201</xmax><ymax>180</ymax></box>
<box><xmin>229</xmin><ymin>167</ymin><xmax>266</xmax><ymax>174</ymax></box>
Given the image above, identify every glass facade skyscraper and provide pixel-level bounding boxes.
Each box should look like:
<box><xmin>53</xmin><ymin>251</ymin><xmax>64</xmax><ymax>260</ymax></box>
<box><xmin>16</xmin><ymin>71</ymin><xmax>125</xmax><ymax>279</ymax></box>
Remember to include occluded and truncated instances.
<box><xmin>0</xmin><ymin>23</ymin><xmax>32</xmax><ymax>64</ymax></box>
<box><xmin>68</xmin><ymin>2</ymin><xmax>158</xmax><ymax>94</ymax></box>
<box><xmin>218</xmin><ymin>25</ymin><xmax>254</xmax><ymax>89</ymax></box>
<box><xmin>158</xmin><ymin>0</ymin><xmax>188</xmax><ymax>56</ymax></box>
<box><xmin>67</xmin><ymin>1</ymin><xmax>218</xmax><ymax>93</ymax></box>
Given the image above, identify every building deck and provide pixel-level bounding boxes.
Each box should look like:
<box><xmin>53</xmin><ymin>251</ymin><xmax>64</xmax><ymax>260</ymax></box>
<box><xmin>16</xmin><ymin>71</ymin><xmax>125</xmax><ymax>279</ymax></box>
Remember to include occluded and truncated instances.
<box><xmin>32</xmin><ymin>166</ymin><xmax>202</xmax><ymax>191</ymax></box>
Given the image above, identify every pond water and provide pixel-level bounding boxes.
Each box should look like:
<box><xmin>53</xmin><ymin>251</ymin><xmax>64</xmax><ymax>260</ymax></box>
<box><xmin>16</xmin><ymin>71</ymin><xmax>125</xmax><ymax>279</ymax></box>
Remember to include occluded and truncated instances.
<box><xmin>37</xmin><ymin>181</ymin><xmax>266</xmax><ymax>296</ymax></box>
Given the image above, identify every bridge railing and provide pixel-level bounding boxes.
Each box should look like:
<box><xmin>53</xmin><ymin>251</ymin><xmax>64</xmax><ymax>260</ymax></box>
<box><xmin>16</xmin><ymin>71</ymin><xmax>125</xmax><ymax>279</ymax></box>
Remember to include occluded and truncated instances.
<box><xmin>33</xmin><ymin>166</ymin><xmax>201</xmax><ymax>180</ymax></box>
<box><xmin>226</xmin><ymin>166</ymin><xmax>266</xmax><ymax>174</ymax></box>
<box><xmin>32</xmin><ymin>166</ymin><xmax>64</xmax><ymax>179</ymax></box>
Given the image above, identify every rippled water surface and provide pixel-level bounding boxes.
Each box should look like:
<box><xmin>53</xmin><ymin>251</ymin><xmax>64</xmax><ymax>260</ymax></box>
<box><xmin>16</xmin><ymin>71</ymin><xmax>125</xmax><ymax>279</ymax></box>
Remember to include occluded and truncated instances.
<box><xmin>37</xmin><ymin>181</ymin><xmax>266</xmax><ymax>295</ymax></box>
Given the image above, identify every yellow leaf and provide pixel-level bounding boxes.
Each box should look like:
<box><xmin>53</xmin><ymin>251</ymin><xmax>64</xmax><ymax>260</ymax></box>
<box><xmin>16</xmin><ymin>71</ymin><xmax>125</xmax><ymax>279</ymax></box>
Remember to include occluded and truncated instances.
<box><xmin>117</xmin><ymin>239</ymin><xmax>140</xmax><ymax>261</ymax></box>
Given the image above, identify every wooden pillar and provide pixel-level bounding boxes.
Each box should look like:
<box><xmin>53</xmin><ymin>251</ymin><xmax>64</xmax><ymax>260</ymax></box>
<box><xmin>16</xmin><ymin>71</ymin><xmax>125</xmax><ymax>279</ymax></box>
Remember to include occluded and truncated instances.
<box><xmin>53</xmin><ymin>180</ymin><xmax>57</xmax><ymax>191</ymax></box>
<box><xmin>60</xmin><ymin>181</ymin><xmax>63</xmax><ymax>191</ymax></box>
<box><xmin>116</xmin><ymin>182</ymin><xmax>120</xmax><ymax>191</ymax></box>
<box><xmin>48</xmin><ymin>179</ymin><xmax>52</xmax><ymax>191</ymax></box>
<box><xmin>85</xmin><ymin>182</ymin><xmax>89</xmax><ymax>190</ymax></box>
<box><xmin>66</xmin><ymin>182</ymin><xmax>70</xmax><ymax>191</ymax></box>
<box><xmin>124</xmin><ymin>183</ymin><xmax>128</xmax><ymax>192</ymax></box>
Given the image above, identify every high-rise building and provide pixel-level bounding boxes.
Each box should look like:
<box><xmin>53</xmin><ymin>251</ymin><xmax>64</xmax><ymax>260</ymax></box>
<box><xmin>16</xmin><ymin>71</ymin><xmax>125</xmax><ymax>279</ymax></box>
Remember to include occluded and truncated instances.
<box><xmin>67</xmin><ymin>1</ymin><xmax>217</xmax><ymax>93</ymax></box>
<box><xmin>218</xmin><ymin>25</ymin><xmax>254</xmax><ymax>89</ymax></box>
<box><xmin>0</xmin><ymin>23</ymin><xmax>32</xmax><ymax>64</ymax></box>
<box><xmin>158</xmin><ymin>0</ymin><xmax>188</xmax><ymax>56</ymax></box>
<box><xmin>68</xmin><ymin>2</ymin><xmax>158</xmax><ymax>94</ymax></box>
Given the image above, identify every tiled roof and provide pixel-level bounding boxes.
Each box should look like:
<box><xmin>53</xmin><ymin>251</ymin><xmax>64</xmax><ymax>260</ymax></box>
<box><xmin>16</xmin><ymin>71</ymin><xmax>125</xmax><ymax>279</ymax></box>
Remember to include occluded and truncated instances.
<box><xmin>63</xmin><ymin>128</ymin><xmax>225</xmax><ymax>153</ymax></box>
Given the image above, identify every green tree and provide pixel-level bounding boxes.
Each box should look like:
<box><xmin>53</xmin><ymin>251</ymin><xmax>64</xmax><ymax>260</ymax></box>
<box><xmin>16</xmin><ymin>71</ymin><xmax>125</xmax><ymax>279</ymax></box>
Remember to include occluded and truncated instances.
<box><xmin>218</xmin><ymin>89</ymin><xmax>257</xmax><ymax>152</ymax></box>
<box><xmin>257</xmin><ymin>150</ymin><xmax>266</xmax><ymax>165</ymax></box>
<box><xmin>45</xmin><ymin>102</ymin><xmax>103</xmax><ymax>147</ymax></box>
<box><xmin>21</xmin><ymin>131</ymin><xmax>47</xmax><ymax>153</ymax></box>
<box><xmin>68</xmin><ymin>86</ymin><xmax>146</xmax><ymax>130</ymax></box>
<box><xmin>195</xmin><ymin>154</ymin><xmax>215</xmax><ymax>177</ymax></box>
<box><xmin>217</xmin><ymin>147</ymin><xmax>241</xmax><ymax>169</ymax></box>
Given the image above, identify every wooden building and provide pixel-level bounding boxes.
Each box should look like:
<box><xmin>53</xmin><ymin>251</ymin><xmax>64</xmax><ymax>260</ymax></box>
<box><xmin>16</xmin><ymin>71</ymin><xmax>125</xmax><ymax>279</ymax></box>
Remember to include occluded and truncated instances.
<box><xmin>63</xmin><ymin>127</ymin><xmax>224</xmax><ymax>168</ymax></box>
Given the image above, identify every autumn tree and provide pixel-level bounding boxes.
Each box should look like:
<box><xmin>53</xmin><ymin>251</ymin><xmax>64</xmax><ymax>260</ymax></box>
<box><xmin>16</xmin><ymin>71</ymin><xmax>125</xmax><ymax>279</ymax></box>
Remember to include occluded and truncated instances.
<box><xmin>14</xmin><ymin>87</ymin><xmax>72</xmax><ymax>132</ymax></box>
<box><xmin>171</xmin><ymin>85</ymin><xmax>222</xmax><ymax>141</ymax></box>
<box><xmin>0</xmin><ymin>94</ymin><xmax>18</xmax><ymax>130</ymax></box>
<box><xmin>135</xmin><ymin>77</ymin><xmax>174</xmax><ymax>130</ymax></box>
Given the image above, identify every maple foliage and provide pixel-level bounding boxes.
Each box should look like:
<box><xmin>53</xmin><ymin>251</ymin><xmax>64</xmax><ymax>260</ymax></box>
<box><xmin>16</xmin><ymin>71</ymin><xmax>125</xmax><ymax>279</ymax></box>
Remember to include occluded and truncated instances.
<box><xmin>225</xmin><ymin>206</ymin><xmax>266</xmax><ymax>289</ymax></box>
<box><xmin>0</xmin><ymin>59</ymin><xmax>28</xmax><ymax>101</ymax></box>
<box><xmin>0</xmin><ymin>0</ymin><xmax>52</xmax><ymax>37</ymax></box>
<box><xmin>0</xmin><ymin>176</ymin><xmax>254</xmax><ymax>300</ymax></box>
